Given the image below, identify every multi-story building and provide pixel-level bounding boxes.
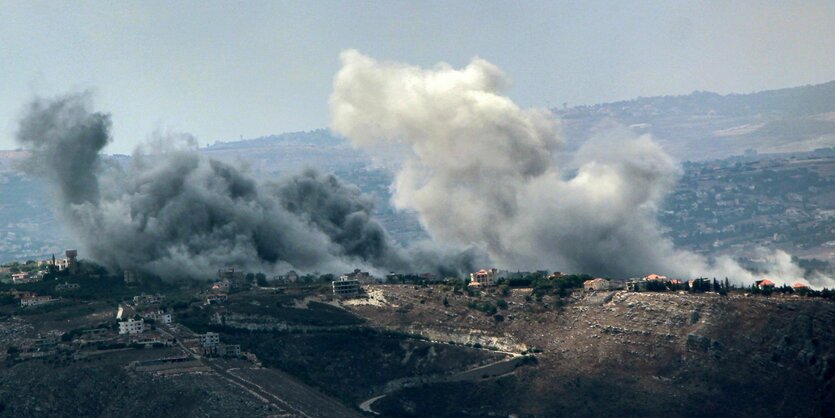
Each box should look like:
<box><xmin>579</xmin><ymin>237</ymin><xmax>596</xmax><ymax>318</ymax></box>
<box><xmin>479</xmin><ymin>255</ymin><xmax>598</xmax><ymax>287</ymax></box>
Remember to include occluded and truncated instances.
<box><xmin>118</xmin><ymin>318</ymin><xmax>145</xmax><ymax>335</ymax></box>
<box><xmin>332</xmin><ymin>277</ymin><xmax>361</xmax><ymax>297</ymax></box>
<box><xmin>199</xmin><ymin>332</ymin><xmax>220</xmax><ymax>348</ymax></box>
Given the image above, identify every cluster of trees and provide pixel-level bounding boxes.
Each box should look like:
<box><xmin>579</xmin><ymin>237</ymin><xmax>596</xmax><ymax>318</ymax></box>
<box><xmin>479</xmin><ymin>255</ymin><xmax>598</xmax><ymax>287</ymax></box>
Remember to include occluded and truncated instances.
<box><xmin>639</xmin><ymin>277</ymin><xmax>731</xmax><ymax>295</ymax></box>
<box><xmin>748</xmin><ymin>283</ymin><xmax>835</xmax><ymax>300</ymax></box>
<box><xmin>637</xmin><ymin>277</ymin><xmax>835</xmax><ymax>300</ymax></box>
<box><xmin>528</xmin><ymin>274</ymin><xmax>590</xmax><ymax>297</ymax></box>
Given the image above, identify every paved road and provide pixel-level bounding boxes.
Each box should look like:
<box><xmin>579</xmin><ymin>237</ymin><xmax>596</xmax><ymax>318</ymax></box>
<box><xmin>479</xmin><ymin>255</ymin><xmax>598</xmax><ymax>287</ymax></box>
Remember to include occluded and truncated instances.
<box><xmin>358</xmin><ymin>350</ymin><xmax>529</xmax><ymax>415</ymax></box>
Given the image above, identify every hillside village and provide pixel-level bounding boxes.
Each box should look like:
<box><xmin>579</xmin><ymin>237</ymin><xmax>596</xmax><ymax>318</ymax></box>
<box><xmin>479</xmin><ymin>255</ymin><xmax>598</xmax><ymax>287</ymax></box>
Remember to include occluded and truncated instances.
<box><xmin>0</xmin><ymin>250</ymin><xmax>833</xmax><ymax>416</ymax></box>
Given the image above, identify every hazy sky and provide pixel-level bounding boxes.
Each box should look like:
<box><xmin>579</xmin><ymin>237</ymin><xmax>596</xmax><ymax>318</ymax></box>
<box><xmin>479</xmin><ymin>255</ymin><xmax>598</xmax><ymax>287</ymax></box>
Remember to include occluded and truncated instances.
<box><xmin>2</xmin><ymin>0</ymin><xmax>834</xmax><ymax>154</ymax></box>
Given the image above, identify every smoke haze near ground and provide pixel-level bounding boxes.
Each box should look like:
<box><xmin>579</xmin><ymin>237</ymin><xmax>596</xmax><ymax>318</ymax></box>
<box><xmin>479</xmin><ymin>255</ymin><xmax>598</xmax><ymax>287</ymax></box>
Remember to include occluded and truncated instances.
<box><xmin>15</xmin><ymin>93</ymin><xmax>478</xmax><ymax>280</ymax></box>
<box><xmin>330</xmin><ymin>50</ymin><xmax>834</xmax><ymax>288</ymax></box>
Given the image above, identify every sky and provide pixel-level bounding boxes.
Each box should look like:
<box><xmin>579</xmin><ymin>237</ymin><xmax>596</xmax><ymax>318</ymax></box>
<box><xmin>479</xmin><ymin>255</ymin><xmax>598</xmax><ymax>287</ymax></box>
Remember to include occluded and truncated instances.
<box><xmin>1</xmin><ymin>0</ymin><xmax>834</xmax><ymax>154</ymax></box>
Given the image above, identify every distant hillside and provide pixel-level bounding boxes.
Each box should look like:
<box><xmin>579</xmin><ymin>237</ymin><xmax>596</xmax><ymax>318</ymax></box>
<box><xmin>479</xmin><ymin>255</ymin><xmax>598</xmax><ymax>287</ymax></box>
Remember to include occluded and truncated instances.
<box><xmin>556</xmin><ymin>81</ymin><xmax>835</xmax><ymax>160</ymax></box>
<box><xmin>202</xmin><ymin>129</ymin><xmax>368</xmax><ymax>179</ymax></box>
<box><xmin>562</xmin><ymin>81</ymin><xmax>835</xmax><ymax>119</ymax></box>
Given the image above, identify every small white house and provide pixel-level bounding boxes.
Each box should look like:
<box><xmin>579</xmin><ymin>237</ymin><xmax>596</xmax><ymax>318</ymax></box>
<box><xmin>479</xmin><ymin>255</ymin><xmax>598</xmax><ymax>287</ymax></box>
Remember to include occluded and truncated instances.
<box><xmin>470</xmin><ymin>269</ymin><xmax>500</xmax><ymax>286</ymax></box>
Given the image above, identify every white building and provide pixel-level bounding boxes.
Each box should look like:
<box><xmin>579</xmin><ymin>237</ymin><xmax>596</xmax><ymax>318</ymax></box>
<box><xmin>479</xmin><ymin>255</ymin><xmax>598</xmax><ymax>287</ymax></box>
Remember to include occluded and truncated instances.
<box><xmin>470</xmin><ymin>268</ymin><xmax>500</xmax><ymax>286</ymax></box>
<box><xmin>118</xmin><ymin>318</ymin><xmax>145</xmax><ymax>335</ymax></box>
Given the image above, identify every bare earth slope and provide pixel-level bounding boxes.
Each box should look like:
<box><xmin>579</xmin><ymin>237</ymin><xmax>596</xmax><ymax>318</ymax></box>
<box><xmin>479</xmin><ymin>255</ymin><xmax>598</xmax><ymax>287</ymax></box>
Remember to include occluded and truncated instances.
<box><xmin>347</xmin><ymin>285</ymin><xmax>835</xmax><ymax>417</ymax></box>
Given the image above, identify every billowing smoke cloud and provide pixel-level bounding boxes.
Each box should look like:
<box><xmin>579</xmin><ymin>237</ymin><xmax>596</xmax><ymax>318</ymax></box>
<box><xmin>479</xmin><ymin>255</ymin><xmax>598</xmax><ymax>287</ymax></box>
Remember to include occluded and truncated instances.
<box><xmin>16</xmin><ymin>92</ymin><xmax>477</xmax><ymax>279</ymax></box>
<box><xmin>330</xmin><ymin>50</ymin><xmax>834</xmax><ymax>288</ymax></box>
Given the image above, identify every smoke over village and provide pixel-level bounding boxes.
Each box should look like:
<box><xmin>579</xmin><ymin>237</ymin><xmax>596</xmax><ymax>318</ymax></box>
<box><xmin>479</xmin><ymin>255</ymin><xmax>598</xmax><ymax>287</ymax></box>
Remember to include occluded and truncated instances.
<box><xmin>14</xmin><ymin>92</ymin><xmax>480</xmax><ymax>281</ymax></box>
<box><xmin>2</xmin><ymin>4</ymin><xmax>835</xmax><ymax>417</ymax></box>
<box><xmin>12</xmin><ymin>52</ymin><xmax>832</xmax><ymax>290</ymax></box>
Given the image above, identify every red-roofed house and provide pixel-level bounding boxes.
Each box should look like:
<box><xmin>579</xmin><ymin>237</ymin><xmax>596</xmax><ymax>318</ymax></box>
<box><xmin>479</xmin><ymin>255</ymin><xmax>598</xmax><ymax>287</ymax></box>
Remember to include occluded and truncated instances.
<box><xmin>755</xmin><ymin>279</ymin><xmax>776</xmax><ymax>289</ymax></box>
<box><xmin>644</xmin><ymin>274</ymin><xmax>668</xmax><ymax>281</ymax></box>
<box><xmin>792</xmin><ymin>282</ymin><xmax>809</xmax><ymax>290</ymax></box>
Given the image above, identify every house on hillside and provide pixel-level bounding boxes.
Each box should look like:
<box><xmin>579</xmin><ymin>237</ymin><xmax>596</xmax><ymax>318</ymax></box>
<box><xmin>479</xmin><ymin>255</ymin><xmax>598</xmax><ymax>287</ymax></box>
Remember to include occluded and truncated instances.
<box><xmin>644</xmin><ymin>273</ymin><xmax>668</xmax><ymax>281</ymax></box>
<box><xmin>55</xmin><ymin>282</ymin><xmax>80</xmax><ymax>292</ymax></box>
<box><xmin>467</xmin><ymin>280</ymin><xmax>483</xmax><ymax>291</ymax></box>
<box><xmin>199</xmin><ymin>332</ymin><xmax>220</xmax><ymax>348</ymax></box>
<box><xmin>118</xmin><ymin>318</ymin><xmax>145</xmax><ymax>335</ymax></box>
<box><xmin>142</xmin><ymin>309</ymin><xmax>173</xmax><ymax>324</ymax></box>
<box><xmin>205</xmin><ymin>293</ymin><xmax>228</xmax><ymax>305</ymax></box>
<box><xmin>792</xmin><ymin>282</ymin><xmax>810</xmax><ymax>292</ymax></box>
<box><xmin>198</xmin><ymin>332</ymin><xmax>240</xmax><ymax>357</ymax></box>
<box><xmin>626</xmin><ymin>279</ymin><xmax>648</xmax><ymax>292</ymax></box>
<box><xmin>341</xmin><ymin>269</ymin><xmax>374</xmax><ymax>284</ymax></box>
<box><xmin>133</xmin><ymin>293</ymin><xmax>164</xmax><ymax>306</ymax></box>
<box><xmin>688</xmin><ymin>278</ymin><xmax>712</xmax><ymax>292</ymax></box>
<box><xmin>332</xmin><ymin>277</ymin><xmax>361</xmax><ymax>298</ymax></box>
<box><xmin>470</xmin><ymin>268</ymin><xmax>500</xmax><ymax>286</ymax></box>
<box><xmin>11</xmin><ymin>272</ymin><xmax>37</xmax><ymax>284</ymax></box>
<box><xmin>20</xmin><ymin>295</ymin><xmax>58</xmax><ymax>307</ymax></box>
<box><xmin>583</xmin><ymin>278</ymin><xmax>610</xmax><ymax>292</ymax></box>
<box><xmin>755</xmin><ymin>279</ymin><xmax>776</xmax><ymax>290</ymax></box>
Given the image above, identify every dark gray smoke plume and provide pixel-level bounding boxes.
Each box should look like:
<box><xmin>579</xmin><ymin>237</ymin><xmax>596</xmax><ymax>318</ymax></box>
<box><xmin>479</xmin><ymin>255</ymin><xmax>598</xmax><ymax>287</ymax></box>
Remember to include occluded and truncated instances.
<box><xmin>16</xmin><ymin>93</ymin><xmax>477</xmax><ymax>279</ymax></box>
<box><xmin>330</xmin><ymin>50</ymin><xmax>833</xmax><ymax>288</ymax></box>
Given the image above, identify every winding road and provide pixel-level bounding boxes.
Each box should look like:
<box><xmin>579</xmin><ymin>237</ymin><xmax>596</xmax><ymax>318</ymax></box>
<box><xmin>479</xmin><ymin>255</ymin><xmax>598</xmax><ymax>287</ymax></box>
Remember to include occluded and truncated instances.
<box><xmin>358</xmin><ymin>351</ymin><xmax>529</xmax><ymax>415</ymax></box>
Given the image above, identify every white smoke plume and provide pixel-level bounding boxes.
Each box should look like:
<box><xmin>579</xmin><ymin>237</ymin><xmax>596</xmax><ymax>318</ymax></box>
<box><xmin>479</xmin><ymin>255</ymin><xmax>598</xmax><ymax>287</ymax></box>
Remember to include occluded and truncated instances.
<box><xmin>330</xmin><ymin>50</ymin><xmax>834</xmax><ymax>289</ymax></box>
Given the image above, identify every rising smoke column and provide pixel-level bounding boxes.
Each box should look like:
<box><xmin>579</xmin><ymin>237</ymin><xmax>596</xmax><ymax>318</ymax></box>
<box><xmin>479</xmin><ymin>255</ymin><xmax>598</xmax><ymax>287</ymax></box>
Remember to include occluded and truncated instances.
<box><xmin>330</xmin><ymin>50</ymin><xmax>832</xmax><ymax>287</ymax></box>
<box><xmin>15</xmin><ymin>92</ymin><xmax>474</xmax><ymax>279</ymax></box>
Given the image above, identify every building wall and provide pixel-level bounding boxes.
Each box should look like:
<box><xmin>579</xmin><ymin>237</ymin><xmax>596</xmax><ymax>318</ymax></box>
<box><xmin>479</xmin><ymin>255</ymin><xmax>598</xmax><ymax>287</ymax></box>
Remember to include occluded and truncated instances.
<box><xmin>332</xmin><ymin>279</ymin><xmax>360</xmax><ymax>297</ymax></box>
<box><xmin>119</xmin><ymin>319</ymin><xmax>145</xmax><ymax>335</ymax></box>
